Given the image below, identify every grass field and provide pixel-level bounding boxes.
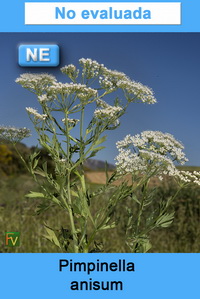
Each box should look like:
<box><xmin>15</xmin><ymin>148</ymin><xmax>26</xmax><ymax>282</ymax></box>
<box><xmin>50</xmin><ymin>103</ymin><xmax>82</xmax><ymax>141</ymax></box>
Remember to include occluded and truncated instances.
<box><xmin>0</xmin><ymin>171</ymin><xmax>200</xmax><ymax>253</ymax></box>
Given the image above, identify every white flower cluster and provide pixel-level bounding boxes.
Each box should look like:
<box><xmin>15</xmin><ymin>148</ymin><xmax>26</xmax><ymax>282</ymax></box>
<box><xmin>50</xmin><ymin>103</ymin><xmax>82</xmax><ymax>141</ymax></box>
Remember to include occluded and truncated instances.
<box><xmin>87</xmin><ymin>58</ymin><xmax>156</xmax><ymax>104</ymax></box>
<box><xmin>79</xmin><ymin>58</ymin><xmax>127</xmax><ymax>88</ymax></box>
<box><xmin>79</xmin><ymin>58</ymin><xmax>104</xmax><ymax>79</ymax></box>
<box><xmin>177</xmin><ymin>170</ymin><xmax>200</xmax><ymax>186</ymax></box>
<box><xmin>94</xmin><ymin>99</ymin><xmax>123</xmax><ymax>122</ymax></box>
<box><xmin>26</xmin><ymin>107</ymin><xmax>47</xmax><ymax>120</ymax></box>
<box><xmin>38</xmin><ymin>94</ymin><xmax>52</xmax><ymax>103</ymax></box>
<box><xmin>16</xmin><ymin>73</ymin><xmax>56</xmax><ymax>91</ymax></box>
<box><xmin>103</xmin><ymin>68</ymin><xmax>126</xmax><ymax>79</ymax></box>
<box><xmin>61</xmin><ymin>64</ymin><xmax>79</xmax><ymax>80</ymax></box>
<box><xmin>62</xmin><ymin>117</ymin><xmax>80</xmax><ymax>126</ymax></box>
<box><xmin>48</xmin><ymin>82</ymin><xmax>97</xmax><ymax>101</ymax></box>
<box><xmin>99</xmin><ymin>76</ymin><xmax>115</xmax><ymax>90</ymax></box>
<box><xmin>79</xmin><ymin>58</ymin><xmax>156</xmax><ymax>104</ymax></box>
<box><xmin>115</xmin><ymin>131</ymin><xmax>200</xmax><ymax>185</ymax></box>
<box><xmin>117</xmin><ymin>80</ymin><xmax>156</xmax><ymax>104</ymax></box>
<box><xmin>0</xmin><ymin>125</ymin><xmax>31</xmax><ymax>142</ymax></box>
<box><xmin>116</xmin><ymin>131</ymin><xmax>188</xmax><ymax>165</ymax></box>
<box><xmin>16</xmin><ymin>59</ymin><xmax>156</xmax><ymax>107</ymax></box>
<box><xmin>98</xmin><ymin>69</ymin><xmax>126</xmax><ymax>92</ymax></box>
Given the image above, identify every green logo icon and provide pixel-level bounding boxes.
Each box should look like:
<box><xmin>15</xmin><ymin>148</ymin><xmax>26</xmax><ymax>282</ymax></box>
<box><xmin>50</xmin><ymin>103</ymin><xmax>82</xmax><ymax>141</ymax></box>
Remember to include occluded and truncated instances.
<box><xmin>5</xmin><ymin>232</ymin><xmax>20</xmax><ymax>247</ymax></box>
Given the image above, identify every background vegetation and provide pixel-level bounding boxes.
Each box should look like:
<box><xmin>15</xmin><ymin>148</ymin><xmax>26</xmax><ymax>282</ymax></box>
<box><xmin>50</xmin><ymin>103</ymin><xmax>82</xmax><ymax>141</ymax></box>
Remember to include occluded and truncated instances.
<box><xmin>0</xmin><ymin>142</ymin><xmax>200</xmax><ymax>253</ymax></box>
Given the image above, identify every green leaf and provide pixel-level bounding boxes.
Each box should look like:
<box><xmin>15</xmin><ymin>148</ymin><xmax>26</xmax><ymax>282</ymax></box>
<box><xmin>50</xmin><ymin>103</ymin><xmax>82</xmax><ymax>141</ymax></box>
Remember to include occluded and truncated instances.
<box><xmin>74</xmin><ymin>188</ymin><xmax>95</xmax><ymax>226</ymax></box>
<box><xmin>42</xmin><ymin>161</ymin><xmax>48</xmax><ymax>173</ymax></box>
<box><xmin>29</xmin><ymin>150</ymin><xmax>40</xmax><ymax>160</ymax></box>
<box><xmin>93</xmin><ymin>135</ymin><xmax>107</xmax><ymax>147</ymax></box>
<box><xmin>156</xmin><ymin>212</ymin><xmax>175</xmax><ymax>228</ymax></box>
<box><xmin>51</xmin><ymin>195</ymin><xmax>61</xmax><ymax>205</ymax></box>
<box><xmin>99</xmin><ymin>222</ymin><xmax>116</xmax><ymax>230</ymax></box>
<box><xmin>108</xmin><ymin>171</ymin><xmax>117</xmax><ymax>184</ymax></box>
<box><xmin>32</xmin><ymin>158</ymin><xmax>40</xmax><ymax>170</ymax></box>
<box><xmin>39</xmin><ymin>140</ymin><xmax>52</xmax><ymax>152</ymax></box>
<box><xmin>131</xmin><ymin>193</ymin><xmax>141</xmax><ymax>205</ymax></box>
<box><xmin>34</xmin><ymin>168</ymin><xmax>47</xmax><ymax>177</ymax></box>
<box><xmin>105</xmin><ymin>161</ymin><xmax>109</xmax><ymax>184</ymax></box>
<box><xmin>36</xmin><ymin>202</ymin><xmax>51</xmax><ymax>215</ymax></box>
<box><xmin>88</xmin><ymin>146</ymin><xmax>105</xmax><ymax>159</ymax></box>
<box><xmin>26</xmin><ymin>192</ymin><xmax>45</xmax><ymax>198</ymax></box>
<box><xmin>28</xmin><ymin>151</ymin><xmax>40</xmax><ymax>170</ymax></box>
<box><xmin>141</xmin><ymin>239</ymin><xmax>152</xmax><ymax>253</ymax></box>
<box><xmin>43</xmin><ymin>224</ymin><xmax>61</xmax><ymax>249</ymax></box>
<box><xmin>92</xmin><ymin>146</ymin><xmax>105</xmax><ymax>152</ymax></box>
<box><xmin>72</xmin><ymin>203</ymin><xmax>82</xmax><ymax>216</ymax></box>
<box><xmin>71</xmin><ymin>190</ymin><xmax>79</xmax><ymax>197</ymax></box>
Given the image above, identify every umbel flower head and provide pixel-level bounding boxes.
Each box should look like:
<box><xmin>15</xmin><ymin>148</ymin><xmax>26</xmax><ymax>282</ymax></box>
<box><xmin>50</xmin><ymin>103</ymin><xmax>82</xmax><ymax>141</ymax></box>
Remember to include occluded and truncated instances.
<box><xmin>61</xmin><ymin>64</ymin><xmax>79</xmax><ymax>81</ymax></box>
<box><xmin>0</xmin><ymin>126</ymin><xmax>31</xmax><ymax>143</ymax></box>
<box><xmin>94</xmin><ymin>99</ymin><xmax>123</xmax><ymax>125</ymax></box>
<box><xmin>78</xmin><ymin>58</ymin><xmax>157</xmax><ymax>104</ymax></box>
<box><xmin>15</xmin><ymin>73</ymin><xmax>56</xmax><ymax>93</ymax></box>
<box><xmin>26</xmin><ymin>107</ymin><xmax>47</xmax><ymax>120</ymax></box>
<box><xmin>48</xmin><ymin>82</ymin><xmax>97</xmax><ymax>102</ymax></box>
<box><xmin>16</xmin><ymin>58</ymin><xmax>157</xmax><ymax>108</ymax></box>
<box><xmin>115</xmin><ymin>130</ymin><xmax>200</xmax><ymax>184</ymax></box>
<box><xmin>79</xmin><ymin>58</ymin><xmax>104</xmax><ymax>79</ymax></box>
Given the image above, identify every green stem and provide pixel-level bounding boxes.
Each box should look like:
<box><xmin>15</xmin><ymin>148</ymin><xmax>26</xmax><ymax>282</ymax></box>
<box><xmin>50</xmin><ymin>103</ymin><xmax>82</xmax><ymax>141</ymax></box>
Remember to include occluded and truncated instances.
<box><xmin>78</xmin><ymin>220</ymin><xmax>88</xmax><ymax>252</ymax></box>
<box><xmin>65</xmin><ymin>112</ymin><xmax>79</xmax><ymax>253</ymax></box>
<box><xmin>136</xmin><ymin>180</ymin><xmax>149</xmax><ymax>232</ymax></box>
<box><xmin>80</xmin><ymin>104</ymin><xmax>85</xmax><ymax>160</ymax></box>
<box><xmin>133</xmin><ymin>179</ymin><xmax>149</xmax><ymax>252</ymax></box>
<box><xmin>13</xmin><ymin>143</ymin><xmax>30</xmax><ymax>173</ymax></box>
<box><xmin>67</xmin><ymin>170</ymin><xmax>79</xmax><ymax>253</ymax></box>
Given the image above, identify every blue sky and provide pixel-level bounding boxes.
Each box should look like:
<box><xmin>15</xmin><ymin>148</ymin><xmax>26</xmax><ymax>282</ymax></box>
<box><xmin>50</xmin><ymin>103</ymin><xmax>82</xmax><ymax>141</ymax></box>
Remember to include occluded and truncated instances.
<box><xmin>0</xmin><ymin>33</ymin><xmax>199</xmax><ymax>165</ymax></box>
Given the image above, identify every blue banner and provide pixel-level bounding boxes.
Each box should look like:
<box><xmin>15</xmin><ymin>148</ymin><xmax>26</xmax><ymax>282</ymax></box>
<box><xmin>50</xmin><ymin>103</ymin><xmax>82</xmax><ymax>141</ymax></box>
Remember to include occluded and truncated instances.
<box><xmin>1</xmin><ymin>253</ymin><xmax>199</xmax><ymax>298</ymax></box>
<box><xmin>0</xmin><ymin>0</ymin><xmax>199</xmax><ymax>32</ymax></box>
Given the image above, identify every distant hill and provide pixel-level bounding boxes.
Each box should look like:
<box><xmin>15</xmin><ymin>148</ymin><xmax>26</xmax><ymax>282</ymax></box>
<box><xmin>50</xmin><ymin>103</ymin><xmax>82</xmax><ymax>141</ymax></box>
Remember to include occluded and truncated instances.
<box><xmin>0</xmin><ymin>141</ymin><xmax>54</xmax><ymax>176</ymax></box>
<box><xmin>0</xmin><ymin>140</ymin><xmax>115</xmax><ymax>175</ymax></box>
<box><xmin>1</xmin><ymin>139</ymin><xmax>199</xmax><ymax>176</ymax></box>
<box><xmin>176</xmin><ymin>165</ymin><xmax>200</xmax><ymax>172</ymax></box>
<box><xmin>83</xmin><ymin>159</ymin><xmax>115</xmax><ymax>171</ymax></box>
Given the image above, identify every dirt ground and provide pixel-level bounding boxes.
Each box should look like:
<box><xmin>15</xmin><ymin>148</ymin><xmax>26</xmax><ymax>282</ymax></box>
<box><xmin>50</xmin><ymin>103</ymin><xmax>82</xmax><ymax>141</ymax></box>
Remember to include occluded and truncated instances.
<box><xmin>85</xmin><ymin>171</ymin><xmax>163</xmax><ymax>187</ymax></box>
